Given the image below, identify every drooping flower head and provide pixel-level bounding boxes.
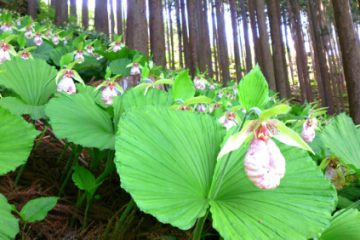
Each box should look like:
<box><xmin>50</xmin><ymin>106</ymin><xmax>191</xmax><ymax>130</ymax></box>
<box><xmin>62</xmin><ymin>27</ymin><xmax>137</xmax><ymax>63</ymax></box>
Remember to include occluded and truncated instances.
<box><xmin>57</xmin><ymin>70</ymin><xmax>76</xmax><ymax>95</ymax></box>
<box><xmin>194</xmin><ymin>76</ymin><xmax>207</xmax><ymax>91</ymax></box>
<box><xmin>130</xmin><ymin>63</ymin><xmax>141</xmax><ymax>76</ymax></box>
<box><xmin>86</xmin><ymin>45</ymin><xmax>94</xmax><ymax>55</ymax></box>
<box><xmin>301</xmin><ymin>117</ymin><xmax>318</xmax><ymax>143</ymax></box>
<box><xmin>74</xmin><ymin>50</ymin><xmax>85</xmax><ymax>64</ymax></box>
<box><xmin>244</xmin><ymin>122</ymin><xmax>286</xmax><ymax>190</ymax></box>
<box><xmin>101</xmin><ymin>82</ymin><xmax>120</xmax><ymax>105</ymax></box>
<box><xmin>34</xmin><ymin>33</ymin><xmax>43</xmax><ymax>46</ymax></box>
<box><xmin>112</xmin><ymin>41</ymin><xmax>123</xmax><ymax>52</ymax></box>
<box><xmin>219</xmin><ymin>112</ymin><xmax>237</xmax><ymax>130</ymax></box>
<box><xmin>20</xmin><ymin>51</ymin><xmax>31</xmax><ymax>60</ymax></box>
<box><xmin>196</xmin><ymin>104</ymin><xmax>206</xmax><ymax>113</ymax></box>
<box><xmin>1</xmin><ymin>23</ymin><xmax>12</xmax><ymax>32</ymax></box>
<box><xmin>52</xmin><ymin>34</ymin><xmax>60</xmax><ymax>45</ymax></box>
<box><xmin>0</xmin><ymin>42</ymin><xmax>11</xmax><ymax>64</ymax></box>
<box><xmin>24</xmin><ymin>27</ymin><xmax>33</xmax><ymax>39</ymax></box>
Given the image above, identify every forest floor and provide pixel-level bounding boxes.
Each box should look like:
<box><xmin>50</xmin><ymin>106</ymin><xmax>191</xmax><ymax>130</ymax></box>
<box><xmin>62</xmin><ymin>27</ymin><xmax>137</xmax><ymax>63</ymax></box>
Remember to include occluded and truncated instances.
<box><xmin>0</xmin><ymin>130</ymin><xmax>201</xmax><ymax>240</ymax></box>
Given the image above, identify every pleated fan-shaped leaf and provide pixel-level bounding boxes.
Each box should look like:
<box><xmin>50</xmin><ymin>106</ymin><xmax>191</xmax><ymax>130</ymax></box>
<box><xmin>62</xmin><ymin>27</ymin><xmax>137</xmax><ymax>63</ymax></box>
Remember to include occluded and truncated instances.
<box><xmin>320</xmin><ymin>208</ymin><xmax>360</xmax><ymax>240</ymax></box>
<box><xmin>46</xmin><ymin>92</ymin><xmax>115</xmax><ymax>150</ymax></box>
<box><xmin>116</xmin><ymin>107</ymin><xmax>225</xmax><ymax>229</ymax></box>
<box><xmin>321</xmin><ymin>113</ymin><xmax>360</xmax><ymax>170</ymax></box>
<box><xmin>115</xmin><ymin>107</ymin><xmax>336</xmax><ymax>239</ymax></box>
<box><xmin>0</xmin><ymin>193</ymin><xmax>19</xmax><ymax>240</ymax></box>
<box><xmin>0</xmin><ymin>58</ymin><xmax>57</xmax><ymax>119</ymax></box>
<box><xmin>209</xmin><ymin>143</ymin><xmax>337</xmax><ymax>240</ymax></box>
<box><xmin>0</xmin><ymin>107</ymin><xmax>38</xmax><ymax>175</ymax></box>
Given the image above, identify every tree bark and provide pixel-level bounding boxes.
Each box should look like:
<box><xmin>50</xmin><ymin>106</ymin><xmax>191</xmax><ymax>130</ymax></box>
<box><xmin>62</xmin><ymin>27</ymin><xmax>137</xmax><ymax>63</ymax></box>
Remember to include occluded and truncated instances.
<box><xmin>200</xmin><ymin>0</ymin><xmax>213</xmax><ymax>76</ymax></box>
<box><xmin>240</xmin><ymin>0</ymin><xmax>252</xmax><ymax>72</ymax></box>
<box><xmin>248</xmin><ymin>0</ymin><xmax>263</xmax><ymax>67</ymax></box>
<box><xmin>187</xmin><ymin>0</ymin><xmax>200</xmax><ymax>74</ymax></box>
<box><xmin>180</xmin><ymin>0</ymin><xmax>191</xmax><ymax>69</ymax></box>
<box><xmin>267</xmin><ymin>0</ymin><xmax>290</xmax><ymax>97</ymax></box>
<box><xmin>95</xmin><ymin>0</ymin><xmax>109</xmax><ymax>34</ymax></box>
<box><xmin>175</xmin><ymin>0</ymin><xmax>183</xmax><ymax>67</ymax></box>
<box><xmin>255</xmin><ymin>0</ymin><xmax>276</xmax><ymax>90</ymax></box>
<box><xmin>149</xmin><ymin>0</ymin><xmax>166</xmax><ymax>67</ymax></box>
<box><xmin>70</xmin><ymin>0</ymin><xmax>77</xmax><ymax>21</ymax></box>
<box><xmin>116</xmin><ymin>0</ymin><xmax>123</xmax><ymax>35</ymax></box>
<box><xmin>229</xmin><ymin>0</ymin><xmax>242</xmax><ymax>81</ymax></box>
<box><xmin>55</xmin><ymin>0</ymin><xmax>68</xmax><ymax>25</ymax></box>
<box><xmin>308</xmin><ymin>0</ymin><xmax>334</xmax><ymax>112</ymax></box>
<box><xmin>82</xmin><ymin>0</ymin><xmax>89</xmax><ymax>29</ymax></box>
<box><xmin>332</xmin><ymin>0</ymin><xmax>360</xmax><ymax>123</ymax></box>
<box><xmin>126</xmin><ymin>0</ymin><xmax>148</xmax><ymax>56</ymax></box>
<box><xmin>28</xmin><ymin>0</ymin><xmax>37</xmax><ymax>19</ymax></box>
<box><xmin>211</xmin><ymin>0</ymin><xmax>219</xmax><ymax>81</ymax></box>
<box><xmin>109</xmin><ymin>0</ymin><xmax>115</xmax><ymax>37</ymax></box>
<box><xmin>167</xmin><ymin>0</ymin><xmax>175</xmax><ymax>68</ymax></box>
<box><xmin>215</xmin><ymin>0</ymin><xmax>230</xmax><ymax>85</ymax></box>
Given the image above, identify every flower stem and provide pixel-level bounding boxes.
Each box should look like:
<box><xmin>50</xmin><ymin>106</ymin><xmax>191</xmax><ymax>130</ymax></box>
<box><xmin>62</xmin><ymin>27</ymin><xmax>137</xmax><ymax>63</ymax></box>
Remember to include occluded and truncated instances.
<box><xmin>192</xmin><ymin>210</ymin><xmax>209</xmax><ymax>240</ymax></box>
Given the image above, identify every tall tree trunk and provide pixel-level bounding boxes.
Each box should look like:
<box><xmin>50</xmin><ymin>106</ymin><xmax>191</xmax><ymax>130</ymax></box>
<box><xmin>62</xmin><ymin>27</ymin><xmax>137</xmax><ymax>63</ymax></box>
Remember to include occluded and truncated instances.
<box><xmin>199</xmin><ymin>0</ymin><xmax>213</xmax><ymax>76</ymax></box>
<box><xmin>211</xmin><ymin>0</ymin><xmax>219</xmax><ymax>81</ymax></box>
<box><xmin>175</xmin><ymin>0</ymin><xmax>183</xmax><ymax>68</ymax></box>
<box><xmin>82</xmin><ymin>0</ymin><xmax>89</xmax><ymax>29</ymax></box>
<box><xmin>149</xmin><ymin>0</ymin><xmax>166</xmax><ymax>67</ymax></box>
<box><xmin>28</xmin><ymin>0</ymin><xmax>37</xmax><ymax>19</ymax></box>
<box><xmin>248</xmin><ymin>0</ymin><xmax>263</xmax><ymax>67</ymax></box>
<box><xmin>109</xmin><ymin>0</ymin><xmax>115</xmax><ymax>37</ymax></box>
<box><xmin>187</xmin><ymin>0</ymin><xmax>199</xmax><ymax>75</ymax></box>
<box><xmin>126</xmin><ymin>0</ymin><xmax>148</xmax><ymax>56</ymax></box>
<box><xmin>215</xmin><ymin>0</ymin><xmax>230</xmax><ymax>85</ymax></box>
<box><xmin>70</xmin><ymin>0</ymin><xmax>77</xmax><ymax>21</ymax></box>
<box><xmin>180</xmin><ymin>0</ymin><xmax>191</xmax><ymax>69</ymax></box>
<box><xmin>255</xmin><ymin>0</ymin><xmax>276</xmax><ymax>90</ymax></box>
<box><xmin>167</xmin><ymin>0</ymin><xmax>175</xmax><ymax>68</ymax></box>
<box><xmin>55</xmin><ymin>0</ymin><xmax>68</xmax><ymax>25</ymax></box>
<box><xmin>95</xmin><ymin>0</ymin><xmax>109</xmax><ymax>34</ymax></box>
<box><xmin>332</xmin><ymin>0</ymin><xmax>360</xmax><ymax>123</ymax></box>
<box><xmin>240</xmin><ymin>0</ymin><xmax>252</xmax><ymax>72</ymax></box>
<box><xmin>116</xmin><ymin>0</ymin><xmax>123</xmax><ymax>35</ymax></box>
<box><xmin>229</xmin><ymin>0</ymin><xmax>242</xmax><ymax>81</ymax></box>
<box><xmin>282</xmin><ymin>12</ymin><xmax>295</xmax><ymax>86</ymax></box>
<box><xmin>308</xmin><ymin>0</ymin><xmax>334</xmax><ymax>112</ymax></box>
<box><xmin>288</xmin><ymin>0</ymin><xmax>313</xmax><ymax>102</ymax></box>
<box><xmin>267</xmin><ymin>0</ymin><xmax>290</xmax><ymax>97</ymax></box>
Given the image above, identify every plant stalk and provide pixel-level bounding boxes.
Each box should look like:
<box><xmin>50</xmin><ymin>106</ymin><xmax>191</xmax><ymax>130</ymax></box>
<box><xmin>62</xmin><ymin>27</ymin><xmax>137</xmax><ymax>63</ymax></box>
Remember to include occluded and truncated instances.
<box><xmin>192</xmin><ymin>210</ymin><xmax>209</xmax><ymax>240</ymax></box>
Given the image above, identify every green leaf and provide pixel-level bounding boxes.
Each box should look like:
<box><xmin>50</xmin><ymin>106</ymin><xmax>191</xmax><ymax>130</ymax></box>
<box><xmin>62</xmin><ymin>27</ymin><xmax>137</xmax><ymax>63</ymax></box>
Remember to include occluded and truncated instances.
<box><xmin>238</xmin><ymin>65</ymin><xmax>269</xmax><ymax>110</ymax></box>
<box><xmin>0</xmin><ymin>193</ymin><xmax>19</xmax><ymax>240</ymax></box>
<box><xmin>109</xmin><ymin>58</ymin><xmax>132</xmax><ymax>76</ymax></box>
<box><xmin>115</xmin><ymin>107</ymin><xmax>225</xmax><ymax>230</ymax></box>
<box><xmin>115</xmin><ymin>107</ymin><xmax>336</xmax><ymax>239</ymax></box>
<box><xmin>72</xmin><ymin>166</ymin><xmax>97</xmax><ymax>194</ymax></box>
<box><xmin>19</xmin><ymin>197</ymin><xmax>58</xmax><ymax>223</ymax></box>
<box><xmin>217</xmin><ymin>121</ymin><xmax>255</xmax><ymax>160</ymax></box>
<box><xmin>209</xmin><ymin>143</ymin><xmax>336</xmax><ymax>240</ymax></box>
<box><xmin>259</xmin><ymin>104</ymin><xmax>291</xmax><ymax>121</ymax></box>
<box><xmin>273</xmin><ymin>121</ymin><xmax>314</xmax><ymax>154</ymax></box>
<box><xmin>0</xmin><ymin>107</ymin><xmax>38</xmax><ymax>175</ymax></box>
<box><xmin>184</xmin><ymin>96</ymin><xmax>213</xmax><ymax>106</ymax></box>
<box><xmin>0</xmin><ymin>58</ymin><xmax>57</xmax><ymax>120</ymax></box>
<box><xmin>49</xmin><ymin>46</ymin><xmax>74</xmax><ymax>66</ymax></box>
<box><xmin>17</xmin><ymin>34</ymin><xmax>26</xmax><ymax>48</ymax></box>
<box><xmin>31</xmin><ymin>42</ymin><xmax>54</xmax><ymax>60</ymax></box>
<box><xmin>60</xmin><ymin>52</ymin><xmax>74</xmax><ymax>67</ymax></box>
<box><xmin>321</xmin><ymin>208</ymin><xmax>360</xmax><ymax>240</ymax></box>
<box><xmin>320</xmin><ymin>114</ymin><xmax>360</xmax><ymax>170</ymax></box>
<box><xmin>172</xmin><ymin>70</ymin><xmax>195</xmax><ymax>101</ymax></box>
<box><xmin>46</xmin><ymin>92</ymin><xmax>115</xmax><ymax>150</ymax></box>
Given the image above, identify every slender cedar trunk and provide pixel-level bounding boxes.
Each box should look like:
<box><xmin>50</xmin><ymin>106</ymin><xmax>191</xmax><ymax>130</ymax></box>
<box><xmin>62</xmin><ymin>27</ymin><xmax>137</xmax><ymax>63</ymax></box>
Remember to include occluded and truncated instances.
<box><xmin>51</xmin><ymin>0</ymin><xmax>55</xmax><ymax>8</ymax></box>
<box><xmin>215</xmin><ymin>0</ymin><xmax>230</xmax><ymax>85</ymax></box>
<box><xmin>255</xmin><ymin>0</ymin><xmax>276</xmax><ymax>90</ymax></box>
<box><xmin>201</xmin><ymin>0</ymin><xmax>213</xmax><ymax>77</ymax></box>
<box><xmin>248</xmin><ymin>0</ymin><xmax>263</xmax><ymax>67</ymax></box>
<box><xmin>196</xmin><ymin>0</ymin><xmax>207</xmax><ymax>72</ymax></box>
<box><xmin>288</xmin><ymin>0</ymin><xmax>313</xmax><ymax>102</ymax></box>
<box><xmin>126</xmin><ymin>0</ymin><xmax>148</xmax><ymax>56</ymax></box>
<box><xmin>187</xmin><ymin>0</ymin><xmax>199</xmax><ymax>75</ymax></box>
<box><xmin>167</xmin><ymin>1</ymin><xmax>175</xmax><ymax>68</ymax></box>
<box><xmin>308</xmin><ymin>0</ymin><xmax>334</xmax><ymax>112</ymax></box>
<box><xmin>149</xmin><ymin>0</ymin><xmax>166</xmax><ymax>67</ymax></box>
<box><xmin>229</xmin><ymin>0</ymin><xmax>242</xmax><ymax>81</ymax></box>
<box><xmin>240</xmin><ymin>0</ymin><xmax>252</xmax><ymax>72</ymax></box>
<box><xmin>28</xmin><ymin>0</ymin><xmax>37</xmax><ymax>19</ymax></box>
<box><xmin>175</xmin><ymin>0</ymin><xmax>183</xmax><ymax>68</ymax></box>
<box><xmin>267</xmin><ymin>0</ymin><xmax>290</xmax><ymax>98</ymax></box>
<box><xmin>211</xmin><ymin>0</ymin><xmax>219</xmax><ymax>82</ymax></box>
<box><xmin>180</xmin><ymin>0</ymin><xmax>191</xmax><ymax>69</ymax></box>
<box><xmin>82</xmin><ymin>0</ymin><xmax>89</xmax><ymax>29</ymax></box>
<box><xmin>332</xmin><ymin>0</ymin><xmax>360</xmax><ymax>123</ymax></box>
<box><xmin>238</xmin><ymin>19</ymin><xmax>246</xmax><ymax>71</ymax></box>
<box><xmin>282</xmin><ymin>12</ymin><xmax>295</xmax><ymax>86</ymax></box>
<box><xmin>165</xmin><ymin>0</ymin><xmax>172</xmax><ymax>68</ymax></box>
<box><xmin>55</xmin><ymin>0</ymin><xmax>68</xmax><ymax>25</ymax></box>
<box><xmin>95</xmin><ymin>0</ymin><xmax>109</xmax><ymax>34</ymax></box>
<box><xmin>116</xmin><ymin>0</ymin><xmax>123</xmax><ymax>35</ymax></box>
<box><xmin>109</xmin><ymin>0</ymin><xmax>115</xmax><ymax>37</ymax></box>
<box><xmin>70</xmin><ymin>0</ymin><xmax>77</xmax><ymax>21</ymax></box>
